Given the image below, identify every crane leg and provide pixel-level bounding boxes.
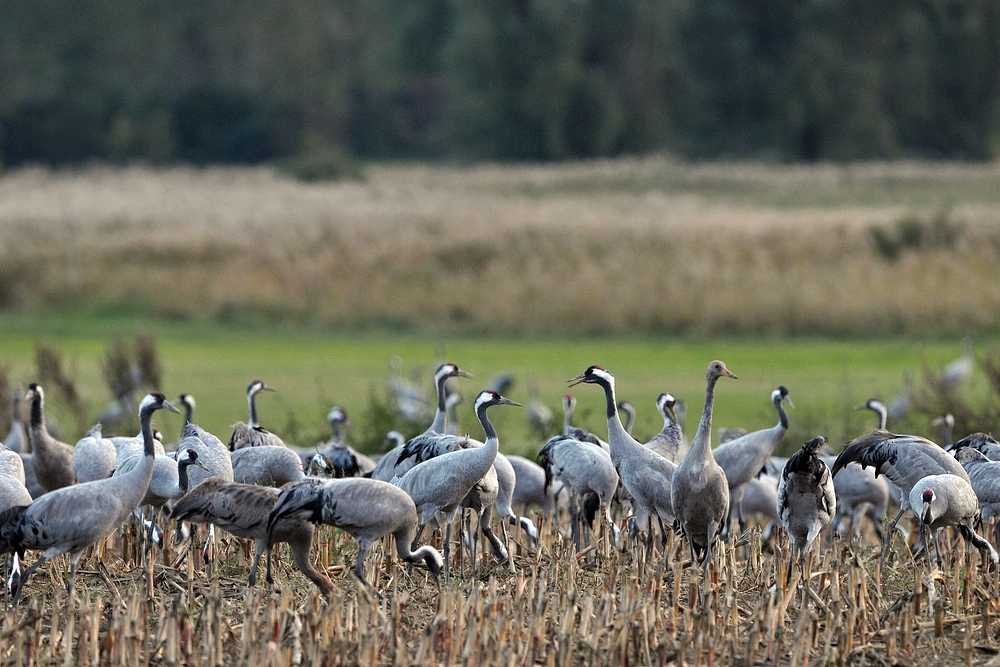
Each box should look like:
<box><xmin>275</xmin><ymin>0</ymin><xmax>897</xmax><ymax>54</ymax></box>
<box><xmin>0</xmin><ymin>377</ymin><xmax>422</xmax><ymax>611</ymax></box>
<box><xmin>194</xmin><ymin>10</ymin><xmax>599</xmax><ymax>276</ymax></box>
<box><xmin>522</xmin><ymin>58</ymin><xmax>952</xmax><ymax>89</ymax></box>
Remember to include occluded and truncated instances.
<box><xmin>881</xmin><ymin>506</ymin><xmax>907</xmax><ymax>564</ymax></box>
<box><xmin>443</xmin><ymin>520</ymin><xmax>452</xmax><ymax>583</ymax></box>
<box><xmin>353</xmin><ymin>542</ymin><xmax>383</xmax><ymax>599</ymax></box>
<box><xmin>13</xmin><ymin>554</ymin><xmax>50</xmax><ymax>607</ymax></box>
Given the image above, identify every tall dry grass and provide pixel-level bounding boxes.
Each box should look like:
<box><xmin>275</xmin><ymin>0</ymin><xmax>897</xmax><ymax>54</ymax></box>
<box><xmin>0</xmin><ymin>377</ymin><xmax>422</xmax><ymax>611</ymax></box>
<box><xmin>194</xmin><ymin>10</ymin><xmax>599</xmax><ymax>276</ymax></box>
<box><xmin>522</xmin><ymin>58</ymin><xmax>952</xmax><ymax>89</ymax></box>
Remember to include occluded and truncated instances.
<box><xmin>2</xmin><ymin>159</ymin><xmax>1000</xmax><ymax>335</ymax></box>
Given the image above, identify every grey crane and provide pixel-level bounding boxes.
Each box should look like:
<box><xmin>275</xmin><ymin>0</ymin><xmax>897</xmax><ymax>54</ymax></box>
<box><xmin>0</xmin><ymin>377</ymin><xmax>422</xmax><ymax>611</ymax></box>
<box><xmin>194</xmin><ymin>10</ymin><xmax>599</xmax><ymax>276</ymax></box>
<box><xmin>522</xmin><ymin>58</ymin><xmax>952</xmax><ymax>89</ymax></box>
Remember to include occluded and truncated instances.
<box><xmin>910</xmin><ymin>473</ymin><xmax>997</xmax><ymax>571</ymax></box>
<box><xmin>940</xmin><ymin>338</ymin><xmax>976</xmax><ymax>390</ymax></box>
<box><xmin>393</xmin><ymin>390</ymin><xmax>518</xmax><ymax>579</ymax></box>
<box><xmin>671</xmin><ymin>360</ymin><xmax>737</xmax><ymax>579</ymax></box>
<box><xmin>932</xmin><ymin>414</ymin><xmax>955</xmax><ymax>449</ymax></box>
<box><xmin>569</xmin><ymin>366</ymin><xmax>677</xmax><ymax>554</ymax></box>
<box><xmin>740</xmin><ymin>474</ymin><xmax>780</xmax><ymax>541</ymax></box>
<box><xmin>777</xmin><ymin>436</ymin><xmax>837</xmax><ymax>586</ymax></box>
<box><xmin>832</xmin><ymin>429</ymin><xmax>970</xmax><ymax>560</ymax></box>
<box><xmin>23</xmin><ymin>384</ymin><xmax>76</xmax><ymax>492</ymax></box>
<box><xmin>72</xmin><ymin>424</ymin><xmax>117</xmax><ymax>484</ymax></box>
<box><xmin>114</xmin><ymin>448</ymin><xmax>206</xmax><ymax>509</ymax></box>
<box><xmin>231</xmin><ymin>445</ymin><xmax>305</xmax><ymax>487</ymax></box>
<box><xmin>713</xmin><ymin>385</ymin><xmax>793</xmax><ymax>538</ymax></box>
<box><xmin>176</xmin><ymin>423</ymin><xmax>234</xmax><ymax>487</ymax></box>
<box><xmin>508</xmin><ymin>454</ymin><xmax>561</xmax><ymax>516</ymax></box>
<box><xmin>370</xmin><ymin>363</ymin><xmax>473</xmax><ymax>481</ymax></box>
<box><xmin>3</xmin><ymin>389</ymin><xmax>27</xmax><ymax>454</ymax></box>
<box><xmin>0</xmin><ymin>392</ymin><xmax>179</xmax><ymax>604</ymax></box>
<box><xmin>854</xmin><ymin>398</ymin><xmax>888</xmax><ymax>429</ymax></box>
<box><xmin>317</xmin><ymin>407</ymin><xmax>376</xmax><ymax>476</ymax></box>
<box><xmin>618</xmin><ymin>401</ymin><xmax>636</xmax><ymax>435</ymax></box>
<box><xmin>386</xmin><ymin>356</ymin><xmax>429</xmax><ymax>423</ymax></box>
<box><xmin>267</xmin><ymin>477</ymin><xmax>442</xmax><ymax>594</ymax></box>
<box><xmin>111</xmin><ymin>429</ymin><xmax>166</xmax><ymax>466</ymax></box>
<box><xmin>178</xmin><ymin>393</ymin><xmax>197</xmax><ymax>426</ymax></box>
<box><xmin>953</xmin><ymin>446</ymin><xmax>1000</xmax><ymax>546</ymax></box>
<box><xmin>444</xmin><ymin>392</ymin><xmax>464</xmax><ymax>437</ymax></box>
<box><xmin>228</xmin><ymin>380</ymin><xmax>288</xmax><ymax>450</ymax></box>
<box><xmin>170</xmin><ymin>478</ymin><xmax>335</xmax><ymax>596</ymax></box>
<box><xmin>645</xmin><ymin>393</ymin><xmax>685</xmax><ymax>464</ymax></box>
<box><xmin>561</xmin><ymin>394</ymin><xmax>608</xmax><ymax>450</ymax></box>
<box><xmin>537</xmin><ymin>434</ymin><xmax>620</xmax><ymax>549</ymax></box>
<box><xmin>950</xmin><ymin>432</ymin><xmax>1000</xmax><ymax>460</ymax></box>
<box><xmin>0</xmin><ymin>443</ymin><xmax>25</xmax><ymax>486</ymax></box>
<box><xmin>825</xmin><ymin>399</ymin><xmax>893</xmax><ymax>544</ymax></box>
<box><xmin>526</xmin><ymin>378</ymin><xmax>554</xmax><ymax>440</ymax></box>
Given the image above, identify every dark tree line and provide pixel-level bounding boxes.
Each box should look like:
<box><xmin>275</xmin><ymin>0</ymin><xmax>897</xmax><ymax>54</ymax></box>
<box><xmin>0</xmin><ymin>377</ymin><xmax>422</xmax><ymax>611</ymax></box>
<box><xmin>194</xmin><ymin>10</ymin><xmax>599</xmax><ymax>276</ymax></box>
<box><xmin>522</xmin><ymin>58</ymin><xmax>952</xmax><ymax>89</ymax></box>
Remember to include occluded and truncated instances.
<box><xmin>2</xmin><ymin>0</ymin><xmax>999</xmax><ymax>167</ymax></box>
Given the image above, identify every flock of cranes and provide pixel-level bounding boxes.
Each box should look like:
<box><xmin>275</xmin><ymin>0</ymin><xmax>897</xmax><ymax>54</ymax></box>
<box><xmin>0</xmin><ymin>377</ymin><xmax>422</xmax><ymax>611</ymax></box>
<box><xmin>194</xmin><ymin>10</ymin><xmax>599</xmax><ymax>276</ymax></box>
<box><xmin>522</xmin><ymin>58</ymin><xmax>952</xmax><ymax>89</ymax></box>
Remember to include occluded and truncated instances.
<box><xmin>0</xmin><ymin>351</ymin><xmax>998</xmax><ymax>608</ymax></box>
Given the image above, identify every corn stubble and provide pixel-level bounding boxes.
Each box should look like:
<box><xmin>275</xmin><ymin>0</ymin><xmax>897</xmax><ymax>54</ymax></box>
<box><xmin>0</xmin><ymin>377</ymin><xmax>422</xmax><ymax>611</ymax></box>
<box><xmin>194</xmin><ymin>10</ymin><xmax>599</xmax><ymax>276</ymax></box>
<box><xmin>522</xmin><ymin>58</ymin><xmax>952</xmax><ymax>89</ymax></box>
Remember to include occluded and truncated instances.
<box><xmin>1</xmin><ymin>513</ymin><xmax>997</xmax><ymax>666</ymax></box>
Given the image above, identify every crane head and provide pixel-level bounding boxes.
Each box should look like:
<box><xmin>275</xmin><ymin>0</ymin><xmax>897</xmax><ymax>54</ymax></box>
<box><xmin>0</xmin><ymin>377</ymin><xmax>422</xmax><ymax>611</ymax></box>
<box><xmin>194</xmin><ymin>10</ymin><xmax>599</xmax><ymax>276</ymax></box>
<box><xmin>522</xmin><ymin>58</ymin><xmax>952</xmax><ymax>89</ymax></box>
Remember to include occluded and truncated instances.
<box><xmin>772</xmin><ymin>386</ymin><xmax>794</xmax><ymax>409</ymax></box>
<box><xmin>436</xmin><ymin>363</ymin><xmax>474</xmax><ymax>382</ymax></box>
<box><xmin>474</xmin><ymin>390</ymin><xmax>521</xmax><ymax>411</ymax></box>
<box><xmin>248</xmin><ymin>380</ymin><xmax>275</xmax><ymax>395</ymax></box>
<box><xmin>567</xmin><ymin>366</ymin><xmax>613</xmax><ymax>388</ymax></box>
<box><xmin>707</xmin><ymin>361</ymin><xmax>738</xmax><ymax>382</ymax></box>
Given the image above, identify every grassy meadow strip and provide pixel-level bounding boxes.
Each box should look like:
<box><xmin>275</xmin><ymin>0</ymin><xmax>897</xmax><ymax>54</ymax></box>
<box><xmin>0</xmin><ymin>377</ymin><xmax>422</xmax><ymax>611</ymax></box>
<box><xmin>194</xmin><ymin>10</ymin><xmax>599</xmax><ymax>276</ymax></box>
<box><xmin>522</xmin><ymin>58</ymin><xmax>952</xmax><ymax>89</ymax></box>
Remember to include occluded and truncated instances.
<box><xmin>0</xmin><ymin>161</ymin><xmax>1000</xmax><ymax>337</ymax></box>
<box><xmin>0</xmin><ymin>314</ymin><xmax>978</xmax><ymax>456</ymax></box>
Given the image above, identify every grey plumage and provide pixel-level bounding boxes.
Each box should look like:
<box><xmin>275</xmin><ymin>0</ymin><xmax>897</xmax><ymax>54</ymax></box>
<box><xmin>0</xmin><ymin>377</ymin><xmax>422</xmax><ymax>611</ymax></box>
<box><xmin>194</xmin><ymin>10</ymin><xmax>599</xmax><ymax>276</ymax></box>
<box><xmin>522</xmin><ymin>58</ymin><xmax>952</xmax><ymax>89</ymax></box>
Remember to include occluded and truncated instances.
<box><xmin>713</xmin><ymin>386</ymin><xmax>793</xmax><ymax>537</ymax></box>
<box><xmin>178</xmin><ymin>393</ymin><xmax>196</xmax><ymax>426</ymax></box>
<box><xmin>111</xmin><ymin>429</ymin><xmax>166</xmax><ymax>465</ymax></box>
<box><xmin>671</xmin><ymin>360</ymin><xmax>737</xmax><ymax>574</ymax></box>
<box><xmin>951</xmin><ymin>432</ymin><xmax>1000</xmax><ymax>460</ymax></box>
<box><xmin>0</xmin><ymin>392</ymin><xmax>180</xmax><ymax>604</ymax></box>
<box><xmin>24</xmin><ymin>384</ymin><xmax>76</xmax><ymax>492</ymax></box>
<box><xmin>777</xmin><ymin>436</ymin><xmax>836</xmax><ymax>585</ymax></box>
<box><xmin>18</xmin><ymin>453</ymin><xmax>43</xmax><ymax>499</ymax></box>
<box><xmin>72</xmin><ymin>424</ymin><xmax>117</xmax><ymax>484</ymax></box>
<box><xmin>0</xmin><ymin>443</ymin><xmax>25</xmax><ymax>485</ymax></box>
<box><xmin>910</xmin><ymin>474</ymin><xmax>997</xmax><ymax>570</ymax></box>
<box><xmin>741</xmin><ymin>474</ymin><xmax>780</xmax><ymax>540</ymax></box>
<box><xmin>561</xmin><ymin>394</ymin><xmax>608</xmax><ymax>450</ymax></box>
<box><xmin>228</xmin><ymin>380</ymin><xmax>288</xmax><ymax>450</ymax></box>
<box><xmin>2</xmin><ymin>389</ymin><xmax>27</xmax><ymax>454</ymax></box>
<box><xmin>507</xmin><ymin>454</ymin><xmax>561</xmax><ymax>516</ymax></box>
<box><xmin>953</xmin><ymin>446</ymin><xmax>1000</xmax><ymax>545</ymax></box>
<box><xmin>170</xmin><ymin>478</ymin><xmax>335</xmax><ymax>596</ymax></box>
<box><xmin>231</xmin><ymin>445</ymin><xmax>305</xmax><ymax>487</ymax></box>
<box><xmin>444</xmin><ymin>393</ymin><xmax>463</xmax><ymax>437</ymax></box>
<box><xmin>370</xmin><ymin>363</ymin><xmax>473</xmax><ymax>482</ymax></box>
<box><xmin>393</xmin><ymin>390</ymin><xmax>518</xmax><ymax>577</ymax></box>
<box><xmin>114</xmin><ymin>448</ymin><xmax>205</xmax><ymax>508</ymax></box>
<box><xmin>569</xmin><ymin>366</ymin><xmax>677</xmax><ymax>550</ymax></box>
<box><xmin>645</xmin><ymin>392</ymin><xmax>685</xmax><ymax>464</ymax></box>
<box><xmin>617</xmin><ymin>401</ymin><xmax>636</xmax><ymax>435</ymax></box>
<box><xmin>317</xmin><ymin>407</ymin><xmax>376</xmax><ymax>476</ymax></box>
<box><xmin>267</xmin><ymin>477</ymin><xmax>442</xmax><ymax>594</ymax></box>
<box><xmin>176</xmin><ymin>423</ymin><xmax>234</xmax><ymax>487</ymax></box>
<box><xmin>537</xmin><ymin>434</ymin><xmax>620</xmax><ymax>545</ymax></box>
<box><xmin>832</xmin><ymin>429</ymin><xmax>970</xmax><ymax>558</ymax></box>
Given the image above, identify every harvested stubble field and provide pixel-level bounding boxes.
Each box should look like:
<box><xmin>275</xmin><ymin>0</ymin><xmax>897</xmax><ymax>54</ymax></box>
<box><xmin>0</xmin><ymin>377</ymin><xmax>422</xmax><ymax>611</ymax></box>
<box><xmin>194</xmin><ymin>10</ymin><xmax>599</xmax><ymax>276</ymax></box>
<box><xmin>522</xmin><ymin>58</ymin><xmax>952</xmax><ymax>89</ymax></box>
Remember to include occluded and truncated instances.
<box><xmin>1</xmin><ymin>508</ymin><xmax>998</xmax><ymax>666</ymax></box>
<box><xmin>1</xmin><ymin>159</ymin><xmax>1000</xmax><ymax>336</ymax></box>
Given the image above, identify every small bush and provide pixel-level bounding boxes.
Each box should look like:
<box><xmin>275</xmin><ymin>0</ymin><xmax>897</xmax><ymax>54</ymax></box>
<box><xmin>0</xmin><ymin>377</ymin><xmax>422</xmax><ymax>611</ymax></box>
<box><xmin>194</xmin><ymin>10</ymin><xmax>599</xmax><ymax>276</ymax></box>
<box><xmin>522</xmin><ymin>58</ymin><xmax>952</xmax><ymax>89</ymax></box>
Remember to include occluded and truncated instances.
<box><xmin>869</xmin><ymin>210</ymin><xmax>965</xmax><ymax>261</ymax></box>
<box><xmin>276</xmin><ymin>150</ymin><xmax>364</xmax><ymax>183</ymax></box>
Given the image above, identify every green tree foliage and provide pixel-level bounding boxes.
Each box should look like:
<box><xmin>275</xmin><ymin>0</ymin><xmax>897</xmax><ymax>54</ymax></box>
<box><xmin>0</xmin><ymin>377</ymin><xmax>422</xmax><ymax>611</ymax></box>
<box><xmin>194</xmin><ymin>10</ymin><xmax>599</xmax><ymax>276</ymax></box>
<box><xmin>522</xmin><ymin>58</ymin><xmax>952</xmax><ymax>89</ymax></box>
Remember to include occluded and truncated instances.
<box><xmin>2</xmin><ymin>0</ymin><xmax>1000</xmax><ymax>166</ymax></box>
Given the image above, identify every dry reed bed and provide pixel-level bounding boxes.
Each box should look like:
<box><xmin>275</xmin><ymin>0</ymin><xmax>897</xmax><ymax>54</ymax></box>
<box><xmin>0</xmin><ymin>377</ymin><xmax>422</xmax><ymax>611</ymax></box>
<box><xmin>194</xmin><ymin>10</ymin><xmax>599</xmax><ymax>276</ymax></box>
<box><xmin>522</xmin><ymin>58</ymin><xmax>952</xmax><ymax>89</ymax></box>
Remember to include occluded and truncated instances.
<box><xmin>2</xmin><ymin>160</ymin><xmax>1000</xmax><ymax>335</ymax></box>
<box><xmin>1</xmin><ymin>514</ymin><xmax>998</xmax><ymax>666</ymax></box>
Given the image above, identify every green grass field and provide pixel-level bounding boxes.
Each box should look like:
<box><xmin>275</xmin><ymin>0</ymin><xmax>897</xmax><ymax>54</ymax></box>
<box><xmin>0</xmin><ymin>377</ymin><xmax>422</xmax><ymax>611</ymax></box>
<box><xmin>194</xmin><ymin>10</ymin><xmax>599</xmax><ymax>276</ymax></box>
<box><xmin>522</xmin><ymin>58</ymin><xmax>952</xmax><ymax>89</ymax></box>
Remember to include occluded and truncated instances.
<box><xmin>0</xmin><ymin>313</ymin><xmax>980</xmax><ymax>457</ymax></box>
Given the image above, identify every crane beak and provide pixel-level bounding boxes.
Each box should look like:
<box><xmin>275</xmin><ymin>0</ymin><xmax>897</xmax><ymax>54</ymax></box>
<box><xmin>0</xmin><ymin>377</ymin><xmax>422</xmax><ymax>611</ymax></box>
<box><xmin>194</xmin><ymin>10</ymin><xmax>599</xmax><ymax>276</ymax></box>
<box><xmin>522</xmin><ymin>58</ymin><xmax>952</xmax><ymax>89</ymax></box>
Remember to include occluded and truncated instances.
<box><xmin>566</xmin><ymin>373</ymin><xmax>588</xmax><ymax>387</ymax></box>
<box><xmin>260</xmin><ymin>384</ymin><xmax>277</xmax><ymax>392</ymax></box>
<box><xmin>851</xmin><ymin>404</ymin><xmax>866</xmax><ymax>411</ymax></box>
<box><xmin>499</xmin><ymin>397</ymin><xmax>521</xmax><ymax>407</ymax></box>
<box><xmin>783</xmin><ymin>396</ymin><xmax>795</xmax><ymax>410</ymax></box>
<box><xmin>455</xmin><ymin>370</ymin><xmax>474</xmax><ymax>379</ymax></box>
<box><xmin>163</xmin><ymin>401</ymin><xmax>182</xmax><ymax>415</ymax></box>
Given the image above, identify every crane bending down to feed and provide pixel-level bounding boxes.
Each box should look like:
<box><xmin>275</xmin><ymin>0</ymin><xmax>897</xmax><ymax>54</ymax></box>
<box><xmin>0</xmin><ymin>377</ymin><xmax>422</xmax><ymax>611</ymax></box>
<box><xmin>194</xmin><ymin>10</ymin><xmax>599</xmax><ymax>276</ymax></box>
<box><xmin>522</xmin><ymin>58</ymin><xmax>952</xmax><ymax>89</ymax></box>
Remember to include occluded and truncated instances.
<box><xmin>909</xmin><ymin>474</ymin><xmax>997</xmax><ymax>571</ymax></box>
<box><xmin>392</xmin><ymin>390</ymin><xmax>519</xmax><ymax>580</ymax></box>
<box><xmin>777</xmin><ymin>436</ymin><xmax>836</xmax><ymax>587</ymax></box>
<box><xmin>832</xmin><ymin>429</ymin><xmax>970</xmax><ymax>561</ymax></box>
<box><xmin>170</xmin><ymin>479</ymin><xmax>336</xmax><ymax>596</ymax></box>
<box><xmin>267</xmin><ymin>477</ymin><xmax>442</xmax><ymax>595</ymax></box>
<box><xmin>0</xmin><ymin>393</ymin><xmax>180</xmax><ymax>605</ymax></box>
<box><xmin>671</xmin><ymin>360</ymin><xmax>737</xmax><ymax>585</ymax></box>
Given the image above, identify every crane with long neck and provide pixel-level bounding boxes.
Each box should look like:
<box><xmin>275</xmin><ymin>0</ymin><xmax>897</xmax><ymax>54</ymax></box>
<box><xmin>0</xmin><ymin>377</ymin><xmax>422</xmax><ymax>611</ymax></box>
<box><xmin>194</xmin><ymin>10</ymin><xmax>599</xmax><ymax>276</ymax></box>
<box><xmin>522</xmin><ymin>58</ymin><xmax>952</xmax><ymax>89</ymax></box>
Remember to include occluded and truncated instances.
<box><xmin>1</xmin><ymin>392</ymin><xmax>180</xmax><ymax>604</ymax></box>
<box><xmin>670</xmin><ymin>361</ymin><xmax>737</xmax><ymax>586</ymax></box>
